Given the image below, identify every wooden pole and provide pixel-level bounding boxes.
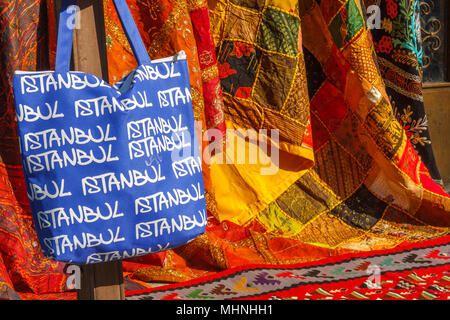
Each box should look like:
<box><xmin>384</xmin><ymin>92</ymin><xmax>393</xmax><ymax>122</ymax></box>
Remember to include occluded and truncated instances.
<box><xmin>447</xmin><ymin>2</ymin><xmax>450</xmax><ymax>82</ymax></box>
<box><xmin>54</xmin><ymin>0</ymin><xmax>125</xmax><ymax>300</ymax></box>
<box><xmin>77</xmin><ymin>262</ymin><xmax>125</xmax><ymax>300</ymax></box>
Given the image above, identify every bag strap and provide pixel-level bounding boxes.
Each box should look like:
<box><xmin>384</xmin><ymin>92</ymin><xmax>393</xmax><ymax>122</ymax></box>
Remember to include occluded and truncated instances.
<box><xmin>55</xmin><ymin>0</ymin><xmax>151</xmax><ymax>73</ymax></box>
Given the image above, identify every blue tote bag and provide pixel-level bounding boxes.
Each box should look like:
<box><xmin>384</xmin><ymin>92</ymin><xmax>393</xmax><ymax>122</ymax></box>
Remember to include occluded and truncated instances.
<box><xmin>12</xmin><ymin>0</ymin><xmax>207</xmax><ymax>264</ymax></box>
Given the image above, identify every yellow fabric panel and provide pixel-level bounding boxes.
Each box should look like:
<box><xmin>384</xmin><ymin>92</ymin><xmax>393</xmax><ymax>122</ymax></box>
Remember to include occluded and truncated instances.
<box><xmin>208</xmin><ymin>122</ymin><xmax>313</xmax><ymax>225</ymax></box>
<box><xmin>266</xmin><ymin>0</ymin><xmax>299</xmax><ymax>15</ymax></box>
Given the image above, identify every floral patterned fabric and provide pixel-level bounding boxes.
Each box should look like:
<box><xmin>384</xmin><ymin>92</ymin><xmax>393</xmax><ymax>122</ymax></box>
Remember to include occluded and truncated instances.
<box><xmin>365</xmin><ymin>0</ymin><xmax>443</xmax><ymax>183</ymax></box>
<box><xmin>0</xmin><ymin>0</ymin><xmax>448</xmax><ymax>300</ymax></box>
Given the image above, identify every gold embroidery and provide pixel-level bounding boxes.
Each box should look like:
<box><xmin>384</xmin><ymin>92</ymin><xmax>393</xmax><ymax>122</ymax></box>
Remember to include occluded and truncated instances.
<box><xmin>133</xmin><ymin>266</ymin><xmax>194</xmax><ymax>283</ymax></box>
<box><xmin>280</xmin><ymin>53</ymin><xmax>310</xmax><ymax>125</ymax></box>
<box><xmin>201</xmin><ymin>64</ymin><xmax>219</xmax><ymax>83</ymax></box>
<box><xmin>364</xmin><ymin>98</ymin><xmax>404</xmax><ymax>159</ymax></box>
<box><xmin>343</xmin><ymin>29</ymin><xmax>382</xmax><ymax>88</ymax></box>
<box><xmin>186</xmin><ymin>0</ymin><xmax>208</xmax><ymax>12</ymax></box>
<box><xmin>190</xmin><ymin>86</ymin><xmax>205</xmax><ymax>119</ymax></box>
<box><xmin>210</xmin><ymin>82</ymin><xmax>225</xmax><ymax>126</ymax></box>
<box><xmin>104</xmin><ymin>0</ymin><xmax>133</xmax><ymax>54</ymax></box>
<box><xmin>205</xmin><ymin>190</ymin><xmax>220</xmax><ymax>219</ymax></box>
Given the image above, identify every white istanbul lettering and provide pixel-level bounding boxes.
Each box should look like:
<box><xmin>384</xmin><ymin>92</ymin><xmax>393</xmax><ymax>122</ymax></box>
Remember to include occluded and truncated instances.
<box><xmin>24</xmin><ymin>144</ymin><xmax>119</xmax><ymax>174</ymax></box>
<box><xmin>171</xmin><ymin>156</ymin><xmax>202</xmax><ymax>179</ymax></box>
<box><xmin>27</xmin><ymin>179</ymin><xmax>72</xmax><ymax>202</ymax></box>
<box><xmin>74</xmin><ymin>92</ymin><xmax>152</xmax><ymax>118</ymax></box>
<box><xmin>128</xmin><ymin>130</ymin><xmax>191</xmax><ymax>160</ymax></box>
<box><xmin>157</xmin><ymin>87</ymin><xmax>191</xmax><ymax>108</ymax></box>
<box><xmin>43</xmin><ymin>226</ymin><xmax>125</xmax><ymax>256</ymax></box>
<box><xmin>36</xmin><ymin>200</ymin><xmax>123</xmax><ymax>230</ymax></box>
<box><xmin>134</xmin><ymin>182</ymin><xmax>204</xmax><ymax>215</ymax></box>
<box><xmin>81</xmin><ymin>165</ymin><xmax>165</xmax><ymax>196</ymax></box>
<box><xmin>135</xmin><ymin>209</ymin><xmax>207</xmax><ymax>239</ymax></box>
<box><xmin>132</xmin><ymin>62</ymin><xmax>181</xmax><ymax>82</ymax></box>
<box><xmin>16</xmin><ymin>101</ymin><xmax>64</xmax><ymax>122</ymax></box>
<box><xmin>126</xmin><ymin>114</ymin><xmax>188</xmax><ymax>140</ymax></box>
<box><xmin>23</xmin><ymin>124</ymin><xmax>116</xmax><ymax>152</ymax></box>
<box><xmin>19</xmin><ymin>72</ymin><xmax>109</xmax><ymax>95</ymax></box>
<box><xmin>85</xmin><ymin>244</ymin><xmax>170</xmax><ymax>264</ymax></box>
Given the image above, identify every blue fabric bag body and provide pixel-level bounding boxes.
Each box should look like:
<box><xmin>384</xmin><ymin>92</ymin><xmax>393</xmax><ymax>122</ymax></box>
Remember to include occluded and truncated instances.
<box><xmin>12</xmin><ymin>0</ymin><xmax>207</xmax><ymax>264</ymax></box>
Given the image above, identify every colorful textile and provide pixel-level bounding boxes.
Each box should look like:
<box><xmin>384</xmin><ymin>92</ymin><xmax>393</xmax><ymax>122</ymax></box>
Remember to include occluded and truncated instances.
<box><xmin>125</xmin><ymin>235</ymin><xmax>450</xmax><ymax>300</ymax></box>
<box><xmin>0</xmin><ymin>0</ymin><xmax>70</xmax><ymax>300</ymax></box>
<box><xmin>207</xmin><ymin>0</ymin><xmax>314</xmax><ymax>225</ymax></box>
<box><xmin>122</xmin><ymin>0</ymin><xmax>449</xmax><ymax>286</ymax></box>
<box><xmin>103</xmin><ymin>0</ymin><xmax>226</xmax><ymax>135</ymax></box>
<box><xmin>0</xmin><ymin>0</ymin><xmax>449</xmax><ymax>300</ymax></box>
<box><xmin>365</xmin><ymin>0</ymin><xmax>443</xmax><ymax>183</ymax></box>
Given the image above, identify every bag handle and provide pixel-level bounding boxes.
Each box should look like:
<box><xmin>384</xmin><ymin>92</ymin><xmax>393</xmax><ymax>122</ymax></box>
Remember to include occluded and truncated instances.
<box><xmin>55</xmin><ymin>0</ymin><xmax>151</xmax><ymax>73</ymax></box>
